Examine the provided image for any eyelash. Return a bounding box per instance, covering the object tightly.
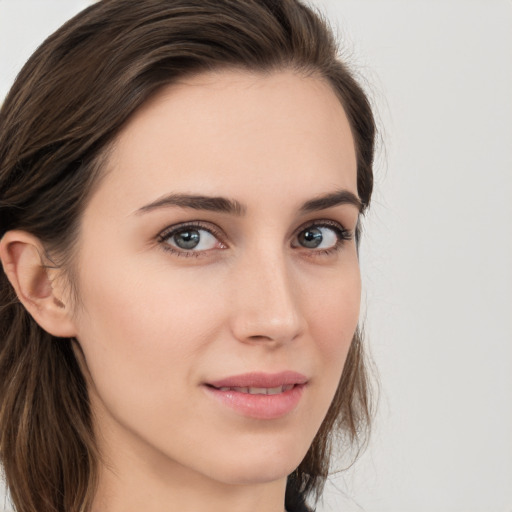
[157,221,225,258]
[295,220,353,257]
[157,220,353,258]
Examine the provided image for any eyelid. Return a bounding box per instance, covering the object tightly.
[290,219,353,257]
[293,218,352,240]
[158,220,224,240]
[157,220,227,256]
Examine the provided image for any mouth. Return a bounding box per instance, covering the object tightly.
[208,384,296,395]
[203,371,308,420]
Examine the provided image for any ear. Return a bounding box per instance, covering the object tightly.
[0,230,77,338]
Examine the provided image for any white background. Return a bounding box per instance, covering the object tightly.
[1,1,511,511]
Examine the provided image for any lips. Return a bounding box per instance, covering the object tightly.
[207,371,308,389]
[204,371,307,419]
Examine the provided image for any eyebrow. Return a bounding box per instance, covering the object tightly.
[136,194,246,215]
[136,189,362,216]
[299,189,363,213]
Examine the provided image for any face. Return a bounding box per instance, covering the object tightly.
[70,69,361,486]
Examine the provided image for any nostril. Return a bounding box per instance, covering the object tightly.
[247,334,275,342]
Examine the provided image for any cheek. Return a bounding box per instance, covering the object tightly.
[72,254,225,417]
[306,262,361,362]
[297,259,361,423]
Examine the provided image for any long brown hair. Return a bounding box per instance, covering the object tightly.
[0,1,376,511]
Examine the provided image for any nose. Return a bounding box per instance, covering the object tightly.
[228,250,306,345]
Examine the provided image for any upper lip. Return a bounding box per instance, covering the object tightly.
[207,371,308,389]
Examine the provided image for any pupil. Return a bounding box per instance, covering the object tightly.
[174,230,200,249]
[300,228,323,248]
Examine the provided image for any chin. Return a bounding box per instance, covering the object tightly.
[199,437,309,486]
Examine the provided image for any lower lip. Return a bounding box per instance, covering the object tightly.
[203,384,306,420]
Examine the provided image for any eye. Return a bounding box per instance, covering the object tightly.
[158,223,225,255]
[293,222,351,252]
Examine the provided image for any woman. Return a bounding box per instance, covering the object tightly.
[0,1,376,511]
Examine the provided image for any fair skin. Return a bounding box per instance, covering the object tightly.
[0,70,360,512]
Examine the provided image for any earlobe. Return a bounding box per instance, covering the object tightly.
[0,230,77,338]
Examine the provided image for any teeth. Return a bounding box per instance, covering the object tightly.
[266,386,284,395]
[248,387,269,394]
[216,385,295,395]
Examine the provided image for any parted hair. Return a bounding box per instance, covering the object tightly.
[0,1,376,511]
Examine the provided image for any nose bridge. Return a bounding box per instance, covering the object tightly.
[229,243,305,344]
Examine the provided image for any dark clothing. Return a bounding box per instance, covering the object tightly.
[287,501,312,512]
[285,476,313,512]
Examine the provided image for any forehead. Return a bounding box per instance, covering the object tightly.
[93,69,357,214]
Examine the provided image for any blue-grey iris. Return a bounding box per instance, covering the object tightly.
[298,227,323,248]
[174,229,201,249]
